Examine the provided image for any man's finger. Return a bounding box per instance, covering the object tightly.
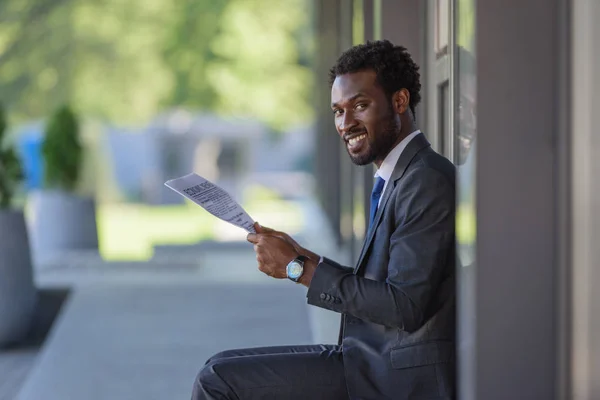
[255,224,292,243]
[247,233,259,244]
[266,227,291,241]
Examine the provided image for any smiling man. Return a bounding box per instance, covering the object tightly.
[192,40,456,400]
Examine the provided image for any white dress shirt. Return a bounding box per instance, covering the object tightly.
[313,129,421,268]
[375,129,421,206]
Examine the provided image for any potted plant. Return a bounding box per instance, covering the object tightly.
[0,102,37,346]
[29,105,99,267]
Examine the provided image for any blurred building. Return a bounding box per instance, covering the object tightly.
[312,1,600,399]
[107,111,269,204]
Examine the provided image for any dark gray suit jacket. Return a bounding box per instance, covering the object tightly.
[307,133,456,399]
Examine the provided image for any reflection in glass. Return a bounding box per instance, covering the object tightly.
[456,48,476,167]
[456,5,476,268]
[439,83,450,159]
[456,0,476,399]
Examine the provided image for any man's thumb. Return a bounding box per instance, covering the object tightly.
[255,222,275,234]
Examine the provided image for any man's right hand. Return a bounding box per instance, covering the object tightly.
[253,222,320,263]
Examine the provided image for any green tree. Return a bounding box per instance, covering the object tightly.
[0,103,23,208]
[161,0,229,109]
[70,0,175,123]
[0,0,174,124]
[206,0,314,131]
[0,0,76,120]
[42,105,82,191]
[0,0,314,131]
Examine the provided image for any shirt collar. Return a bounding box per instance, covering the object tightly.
[375,130,421,181]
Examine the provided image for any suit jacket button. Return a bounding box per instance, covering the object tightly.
[320,293,326,300]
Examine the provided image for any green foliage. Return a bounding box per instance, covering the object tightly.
[0,103,23,209]
[42,105,82,191]
[161,0,229,110]
[0,0,314,131]
[457,0,476,51]
[207,0,314,131]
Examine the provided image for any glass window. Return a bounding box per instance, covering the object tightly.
[436,0,450,55]
[439,82,450,157]
[456,0,476,399]
[456,3,476,260]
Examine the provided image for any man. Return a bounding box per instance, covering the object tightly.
[192,40,456,400]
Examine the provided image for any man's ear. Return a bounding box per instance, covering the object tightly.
[392,89,410,115]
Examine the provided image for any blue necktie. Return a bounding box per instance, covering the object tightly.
[369,177,386,229]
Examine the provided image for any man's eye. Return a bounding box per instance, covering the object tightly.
[333,109,343,116]
[355,103,367,110]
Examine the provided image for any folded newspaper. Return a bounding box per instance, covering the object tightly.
[164,173,256,234]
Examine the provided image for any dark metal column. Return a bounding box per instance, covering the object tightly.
[380,0,423,71]
[471,0,570,398]
[313,0,345,244]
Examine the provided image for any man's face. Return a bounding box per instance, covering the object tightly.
[331,70,403,166]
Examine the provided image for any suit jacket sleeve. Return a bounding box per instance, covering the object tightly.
[306,166,455,333]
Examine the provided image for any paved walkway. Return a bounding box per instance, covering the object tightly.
[17,283,312,400]
[0,289,68,400]
[5,197,345,400]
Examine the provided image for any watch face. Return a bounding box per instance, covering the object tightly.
[287,261,303,279]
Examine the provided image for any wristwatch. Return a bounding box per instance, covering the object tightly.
[286,255,307,283]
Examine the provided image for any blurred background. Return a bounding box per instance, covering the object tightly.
[1,0,599,399]
[1,0,316,262]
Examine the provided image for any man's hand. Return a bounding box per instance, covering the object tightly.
[247,230,298,279]
[253,223,320,262]
[247,223,320,287]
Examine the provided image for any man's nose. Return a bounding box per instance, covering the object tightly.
[338,112,358,136]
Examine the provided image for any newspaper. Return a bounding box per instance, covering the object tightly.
[164,173,256,234]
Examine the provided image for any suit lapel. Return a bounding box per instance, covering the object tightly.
[354,133,431,272]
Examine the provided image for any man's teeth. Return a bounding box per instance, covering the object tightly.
[349,134,366,145]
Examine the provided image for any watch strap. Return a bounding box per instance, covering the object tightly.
[295,255,308,264]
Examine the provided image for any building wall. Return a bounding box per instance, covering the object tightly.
[312,0,600,397]
[571,1,600,398]
[474,1,567,398]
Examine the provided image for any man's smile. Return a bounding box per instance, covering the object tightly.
[347,133,367,151]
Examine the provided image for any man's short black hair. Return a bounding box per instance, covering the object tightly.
[329,40,421,117]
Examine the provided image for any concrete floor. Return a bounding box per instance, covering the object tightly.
[16,282,312,400]
[1,198,345,400]
[0,289,68,400]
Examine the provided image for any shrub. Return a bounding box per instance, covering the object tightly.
[42,105,82,191]
[0,103,23,209]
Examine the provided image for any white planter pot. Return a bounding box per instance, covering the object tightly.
[0,210,37,346]
[29,190,99,267]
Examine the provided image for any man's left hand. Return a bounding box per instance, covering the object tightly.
[246,233,298,279]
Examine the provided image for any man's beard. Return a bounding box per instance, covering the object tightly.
[348,116,401,166]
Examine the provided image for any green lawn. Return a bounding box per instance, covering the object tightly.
[97,203,217,261]
[96,185,304,261]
